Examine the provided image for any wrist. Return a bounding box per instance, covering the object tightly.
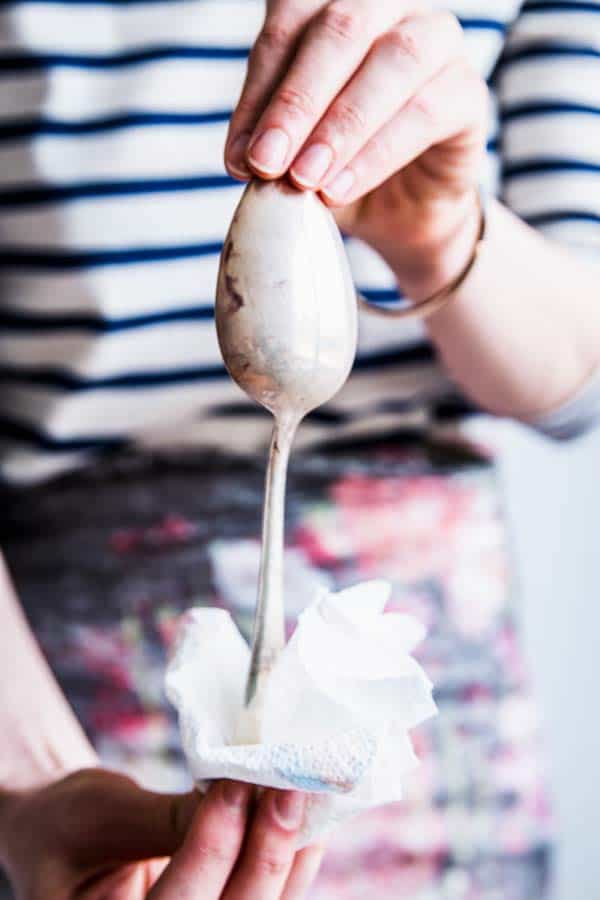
[376,189,482,303]
[0,710,98,818]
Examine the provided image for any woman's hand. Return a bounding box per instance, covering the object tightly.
[225,0,488,299]
[0,769,322,900]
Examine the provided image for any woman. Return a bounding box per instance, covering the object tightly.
[1,0,599,897]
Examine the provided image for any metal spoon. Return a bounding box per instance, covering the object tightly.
[216,179,357,742]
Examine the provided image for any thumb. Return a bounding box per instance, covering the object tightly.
[76,771,200,864]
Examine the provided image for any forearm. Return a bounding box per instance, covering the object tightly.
[395,198,600,422]
[0,554,97,804]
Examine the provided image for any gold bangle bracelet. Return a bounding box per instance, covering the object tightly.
[358,188,486,320]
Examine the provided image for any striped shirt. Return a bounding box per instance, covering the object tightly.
[1,0,599,483]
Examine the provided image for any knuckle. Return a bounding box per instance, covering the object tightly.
[253,849,291,878]
[277,84,316,119]
[329,98,367,135]
[257,18,293,55]
[409,86,438,125]
[377,25,423,68]
[318,2,364,43]
[191,839,238,868]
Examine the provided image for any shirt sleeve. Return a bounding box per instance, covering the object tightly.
[532,365,600,439]
[495,0,600,437]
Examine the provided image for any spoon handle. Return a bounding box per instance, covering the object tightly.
[245,416,296,710]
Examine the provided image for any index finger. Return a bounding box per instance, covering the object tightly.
[225,1,326,178]
[147,781,251,899]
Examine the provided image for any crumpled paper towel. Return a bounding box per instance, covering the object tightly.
[165,580,437,845]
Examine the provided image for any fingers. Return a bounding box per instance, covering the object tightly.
[321,60,488,206]
[226,2,486,216]
[148,780,252,899]
[225,1,327,178]
[290,11,464,190]
[225,0,404,179]
[282,845,325,900]
[243,1,399,178]
[223,789,306,900]
[68,774,312,900]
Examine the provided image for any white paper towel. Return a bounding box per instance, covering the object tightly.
[165,580,437,845]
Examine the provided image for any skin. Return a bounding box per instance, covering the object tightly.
[225,0,600,421]
[0,771,323,900]
[0,562,322,900]
[3,0,600,895]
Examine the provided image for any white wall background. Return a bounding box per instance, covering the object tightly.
[469,417,600,900]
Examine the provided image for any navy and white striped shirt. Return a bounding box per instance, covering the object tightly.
[1,0,599,483]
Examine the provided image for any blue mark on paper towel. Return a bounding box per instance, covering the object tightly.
[275,769,339,792]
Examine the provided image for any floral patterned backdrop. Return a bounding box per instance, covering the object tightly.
[1,437,553,898]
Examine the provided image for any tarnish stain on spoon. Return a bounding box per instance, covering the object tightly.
[225,273,245,312]
[223,241,245,313]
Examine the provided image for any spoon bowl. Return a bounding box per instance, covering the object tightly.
[216,179,357,422]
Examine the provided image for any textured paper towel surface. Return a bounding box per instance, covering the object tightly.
[165,581,437,845]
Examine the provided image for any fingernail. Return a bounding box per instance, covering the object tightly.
[248,127,290,174]
[227,131,252,177]
[221,780,249,809]
[272,790,305,830]
[291,143,334,188]
[322,168,355,202]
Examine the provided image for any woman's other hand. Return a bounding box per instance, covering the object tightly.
[0,769,322,899]
[225,0,488,300]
